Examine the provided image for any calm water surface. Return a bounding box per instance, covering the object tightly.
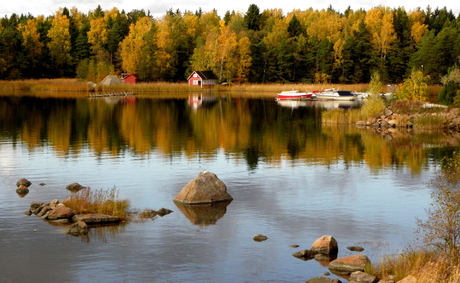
[0,93,454,282]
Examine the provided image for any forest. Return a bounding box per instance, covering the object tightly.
[0,4,459,86]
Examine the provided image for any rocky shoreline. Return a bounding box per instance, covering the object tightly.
[356,103,460,130]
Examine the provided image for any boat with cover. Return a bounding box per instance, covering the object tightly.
[315,89,356,101]
[277,90,314,100]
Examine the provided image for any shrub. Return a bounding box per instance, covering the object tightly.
[416,151,460,265]
[396,69,430,101]
[62,186,130,220]
[360,94,386,119]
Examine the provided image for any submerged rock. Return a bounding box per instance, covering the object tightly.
[139,209,158,218]
[174,171,233,204]
[72,214,121,224]
[65,221,89,235]
[253,234,268,242]
[347,246,365,252]
[66,182,87,192]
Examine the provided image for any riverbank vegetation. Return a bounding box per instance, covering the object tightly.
[1,4,459,88]
[370,151,460,282]
[62,187,130,220]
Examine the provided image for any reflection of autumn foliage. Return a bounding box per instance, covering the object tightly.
[2,96,460,174]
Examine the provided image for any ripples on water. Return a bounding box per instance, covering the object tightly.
[0,94,443,282]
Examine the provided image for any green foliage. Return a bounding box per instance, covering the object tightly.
[417,151,460,265]
[439,67,460,105]
[438,81,460,105]
[396,69,429,101]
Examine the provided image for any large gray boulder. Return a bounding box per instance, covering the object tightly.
[174,171,233,204]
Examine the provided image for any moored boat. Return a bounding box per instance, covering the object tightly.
[277,90,314,100]
[314,89,356,101]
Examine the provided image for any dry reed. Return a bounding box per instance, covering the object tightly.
[374,249,460,282]
[62,186,130,220]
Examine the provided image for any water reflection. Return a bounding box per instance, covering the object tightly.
[0,95,458,173]
[174,201,232,226]
[0,93,456,282]
[188,93,218,110]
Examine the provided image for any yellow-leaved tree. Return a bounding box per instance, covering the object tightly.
[119,16,153,74]
[47,12,72,69]
[365,7,397,68]
[397,69,430,101]
[87,17,109,61]
[408,9,428,46]
[18,18,43,62]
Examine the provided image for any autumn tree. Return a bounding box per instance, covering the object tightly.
[365,7,397,76]
[17,18,44,76]
[119,16,153,75]
[396,69,429,101]
[47,12,73,76]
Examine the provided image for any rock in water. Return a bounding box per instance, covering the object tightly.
[174,171,233,204]
[16,178,32,188]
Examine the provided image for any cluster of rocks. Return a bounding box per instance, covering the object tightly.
[25,199,121,236]
[357,104,460,130]
[286,235,410,283]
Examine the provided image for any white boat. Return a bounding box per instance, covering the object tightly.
[315,89,356,101]
[277,90,314,100]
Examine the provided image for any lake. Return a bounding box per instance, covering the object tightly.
[0,92,457,282]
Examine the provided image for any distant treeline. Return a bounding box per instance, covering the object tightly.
[0,4,459,84]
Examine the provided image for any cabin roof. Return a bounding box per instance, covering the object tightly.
[188,71,218,80]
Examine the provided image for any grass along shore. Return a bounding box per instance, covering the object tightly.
[0,78,369,95]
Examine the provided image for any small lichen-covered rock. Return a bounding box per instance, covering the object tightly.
[16,178,32,188]
[174,171,233,204]
[311,235,338,255]
[347,246,365,252]
[253,234,268,242]
[66,182,87,192]
[156,207,173,216]
[328,254,371,275]
[66,182,86,192]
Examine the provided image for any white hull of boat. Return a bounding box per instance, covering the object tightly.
[314,90,356,101]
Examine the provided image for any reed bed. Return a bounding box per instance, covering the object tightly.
[0,78,370,96]
[373,249,460,282]
[62,187,130,220]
